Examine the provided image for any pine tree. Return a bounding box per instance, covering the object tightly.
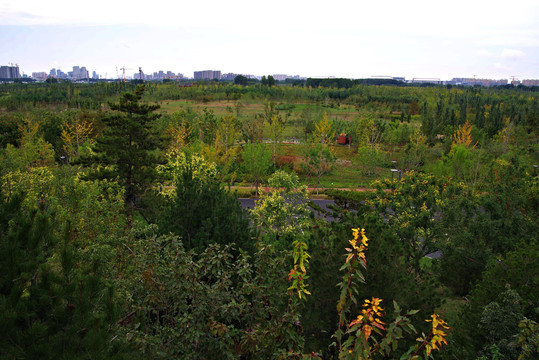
[0,190,132,359]
[83,85,161,213]
[160,158,253,253]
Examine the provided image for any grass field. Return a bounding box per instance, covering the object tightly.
[158,99,359,121]
[158,99,405,190]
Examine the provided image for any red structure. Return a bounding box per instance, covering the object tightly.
[338,133,350,145]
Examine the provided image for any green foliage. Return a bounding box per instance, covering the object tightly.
[262,102,286,163]
[0,79,537,359]
[158,155,252,253]
[385,120,412,145]
[302,143,336,193]
[479,289,523,359]
[117,233,302,359]
[400,129,427,171]
[1,164,127,248]
[241,142,272,196]
[431,144,491,192]
[234,74,248,86]
[0,190,130,359]
[251,170,311,245]
[356,145,388,178]
[447,241,539,358]
[80,85,161,212]
[331,228,447,359]
[156,151,217,198]
[0,118,55,172]
[514,318,539,360]
[369,171,466,272]
[300,205,441,356]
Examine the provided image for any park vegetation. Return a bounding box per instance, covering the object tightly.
[0,79,537,359]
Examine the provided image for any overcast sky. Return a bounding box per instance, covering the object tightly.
[1,0,538,80]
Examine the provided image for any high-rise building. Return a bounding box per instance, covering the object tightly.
[56,69,67,79]
[194,70,221,80]
[49,68,57,77]
[72,66,80,80]
[522,79,539,86]
[0,65,21,79]
[272,74,288,81]
[80,66,89,80]
[32,72,48,81]
[221,73,239,81]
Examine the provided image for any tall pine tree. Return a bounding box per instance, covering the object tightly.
[84,85,161,214]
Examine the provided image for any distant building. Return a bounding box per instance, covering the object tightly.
[221,73,239,81]
[0,65,21,79]
[32,72,48,81]
[194,70,221,80]
[411,78,441,84]
[56,69,67,79]
[522,79,539,86]
[446,78,508,86]
[80,67,89,80]
[49,68,57,77]
[154,70,165,80]
[69,66,89,80]
[272,74,288,81]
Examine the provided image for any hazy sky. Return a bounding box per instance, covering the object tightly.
[1,0,538,80]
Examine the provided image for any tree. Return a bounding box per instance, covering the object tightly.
[262,102,286,164]
[197,108,218,144]
[251,170,311,244]
[421,101,439,144]
[234,74,248,86]
[215,112,240,154]
[302,143,336,194]
[61,110,95,160]
[354,114,375,149]
[242,142,272,197]
[332,228,448,360]
[0,190,130,359]
[158,156,253,253]
[452,120,476,148]
[117,233,299,359]
[401,129,427,171]
[448,241,539,359]
[241,113,265,144]
[314,112,335,144]
[1,122,55,172]
[409,100,420,115]
[369,171,466,273]
[82,85,161,213]
[356,145,387,179]
[163,112,191,155]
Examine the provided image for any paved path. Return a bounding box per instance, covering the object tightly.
[238,198,337,221]
[232,186,379,194]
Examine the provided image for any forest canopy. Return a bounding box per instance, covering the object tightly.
[0,81,537,359]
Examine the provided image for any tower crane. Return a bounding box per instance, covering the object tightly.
[119,67,134,82]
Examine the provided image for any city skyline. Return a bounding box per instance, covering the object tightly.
[9,63,539,85]
[1,0,538,80]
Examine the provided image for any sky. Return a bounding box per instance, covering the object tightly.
[1,0,538,80]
